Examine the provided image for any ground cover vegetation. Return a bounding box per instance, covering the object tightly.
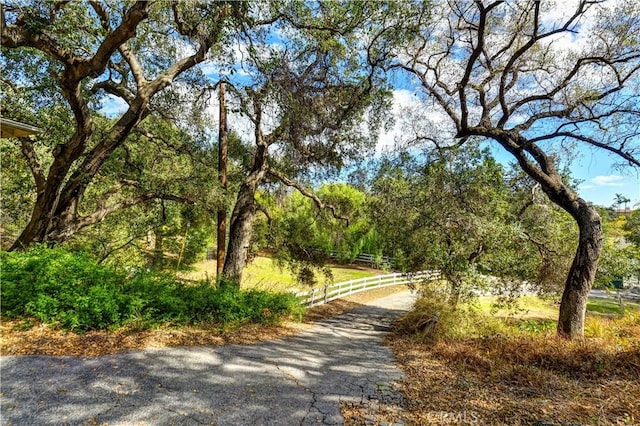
[1,246,302,332]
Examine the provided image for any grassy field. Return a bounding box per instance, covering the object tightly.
[182,256,382,292]
[587,297,640,315]
[479,294,640,318]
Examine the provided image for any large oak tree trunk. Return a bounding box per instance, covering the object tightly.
[222,184,258,285]
[557,202,603,339]
[10,135,92,250]
[9,110,146,250]
[221,139,268,285]
[10,198,52,250]
[488,132,604,339]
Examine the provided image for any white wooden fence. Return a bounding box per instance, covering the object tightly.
[329,252,392,267]
[352,253,392,267]
[294,270,439,307]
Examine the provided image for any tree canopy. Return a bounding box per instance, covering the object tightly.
[1,1,244,248]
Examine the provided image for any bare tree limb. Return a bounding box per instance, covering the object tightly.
[458,1,502,129]
[528,132,640,167]
[254,202,272,226]
[91,79,135,104]
[98,232,147,264]
[88,0,110,31]
[118,43,147,87]
[76,193,195,231]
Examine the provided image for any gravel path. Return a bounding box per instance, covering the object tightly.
[0,291,416,425]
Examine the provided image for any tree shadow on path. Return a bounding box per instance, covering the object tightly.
[1,293,415,425]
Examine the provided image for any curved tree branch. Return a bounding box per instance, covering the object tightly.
[267,167,350,225]
[75,192,195,232]
[528,131,640,167]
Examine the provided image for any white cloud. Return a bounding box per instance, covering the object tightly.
[590,175,625,187]
[200,40,253,79]
[377,89,453,153]
[99,94,128,118]
[577,173,639,207]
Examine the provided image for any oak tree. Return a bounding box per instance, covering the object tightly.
[1,1,245,249]
[218,2,392,284]
[394,0,640,338]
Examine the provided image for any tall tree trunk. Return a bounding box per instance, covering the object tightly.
[10,125,94,250]
[448,277,462,308]
[222,183,257,285]
[10,174,80,249]
[557,202,603,339]
[484,132,604,339]
[9,104,148,250]
[10,200,50,250]
[221,145,268,285]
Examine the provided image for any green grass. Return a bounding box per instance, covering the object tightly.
[587,297,640,315]
[475,295,640,321]
[476,295,558,320]
[183,256,381,292]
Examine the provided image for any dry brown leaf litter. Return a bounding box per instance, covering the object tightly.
[384,331,640,426]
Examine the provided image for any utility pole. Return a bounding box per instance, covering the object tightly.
[217,81,228,278]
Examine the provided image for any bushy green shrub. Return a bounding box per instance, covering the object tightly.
[180,281,303,324]
[2,246,134,329]
[1,246,303,331]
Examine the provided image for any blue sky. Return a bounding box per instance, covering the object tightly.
[571,153,639,208]
[488,145,640,209]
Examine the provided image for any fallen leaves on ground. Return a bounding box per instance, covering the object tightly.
[342,399,406,426]
[0,320,309,357]
[386,332,640,425]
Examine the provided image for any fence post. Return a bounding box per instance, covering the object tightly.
[324,285,328,304]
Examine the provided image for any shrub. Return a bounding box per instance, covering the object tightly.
[394,286,516,342]
[1,246,303,331]
[1,246,134,329]
[180,281,303,324]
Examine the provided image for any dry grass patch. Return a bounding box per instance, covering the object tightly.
[0,319,308,357]
[388,315,640,425]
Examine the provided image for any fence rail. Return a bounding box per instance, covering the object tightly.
[295,270,439,307]
[329,252,392,267]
